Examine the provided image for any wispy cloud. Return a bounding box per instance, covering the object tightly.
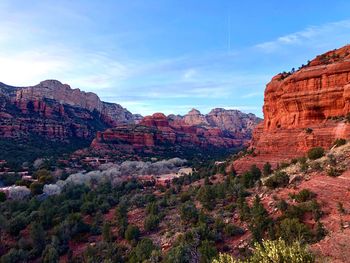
[182,68,198,81]
[241,91,263,99]
[1,1,350,118]
[255,19,350,53]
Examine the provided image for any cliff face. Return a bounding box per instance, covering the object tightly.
[234,45,350,173]
[15,80,134,125]
[91,110,261,157]
[169,108,262,135]
[0,80,135,141]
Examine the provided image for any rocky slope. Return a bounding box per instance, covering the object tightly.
[90,110,261,158]
[234,45,350,173]
[259,142,350,262]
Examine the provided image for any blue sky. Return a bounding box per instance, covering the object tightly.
[1,1,350,117]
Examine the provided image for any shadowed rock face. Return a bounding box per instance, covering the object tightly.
[234,45,350,173]
[0,80,135,140]
[91,110,262,156]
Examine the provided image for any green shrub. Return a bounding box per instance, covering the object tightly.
[300,162,309,172]
[277,199,288,212]
[8,215,27,236]
[327,167,341,177]
[307,147,325,160]
[223,224,244,237]
[180,192,191,203]
[263,162,272,176]
[298,156,307,164]
[241,165,261,188]
[249,196,273,242]
[30,222,45,254]
[310,162,322,171]
[102,222,112,242]
[144,214,160,232]
[327,154,337,166]
[277,218,312,244]
[197,185,216,210]
[264,172,289,189]
[279,162,290,170]
[213,238,314,263]
[333,138,346,147]
[164,243,193,263]
[180,201,198,223]
[125,225,140,242]
[289,189,316,203]
[30,182,44,195]
[146,202,159,215]
[42,244,59,263]
[81,201,96,215]
[129,238,158,262]
[0,249,29,263]
[198,240,218,262]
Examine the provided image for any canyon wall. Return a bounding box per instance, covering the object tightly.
[234,45,350,173]
[91,110,261,156]
[0,80,135,141]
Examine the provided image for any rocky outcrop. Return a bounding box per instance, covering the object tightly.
[0,80,136,141]
[234,45,350,173]
[169,108,262,136]
[182,109,209,126]
[15,80,135,125]
[91,110,261,157]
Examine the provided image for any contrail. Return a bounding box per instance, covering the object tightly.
[227,13,231,53]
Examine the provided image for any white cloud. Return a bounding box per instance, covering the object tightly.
[241,91,263,99]
[182,68,197,80]
[0,50,68,86]
[255,19,350,53]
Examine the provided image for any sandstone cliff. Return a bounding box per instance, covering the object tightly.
[91,109,261,158]
[0,80,137,141]
[169,108,261,135]
[234,45,350,173]
[15,80,135,125]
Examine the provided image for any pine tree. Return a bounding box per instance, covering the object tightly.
[30,222,46,254]
[102,222,112,242]
[249,195,272,242]
[42,244,59,263]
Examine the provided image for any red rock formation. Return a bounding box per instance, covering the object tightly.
[234,45,350,173]
[169,108,262,136]
[0,80,137,141]
[15,80,135,125]
[91,112,251,154]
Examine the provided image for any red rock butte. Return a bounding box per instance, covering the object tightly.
[91,110,259,154]
[234,45,350,173]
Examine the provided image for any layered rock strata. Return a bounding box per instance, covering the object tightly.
[234,45,350,173]
[0,80,135,141]
[91,110,261,155]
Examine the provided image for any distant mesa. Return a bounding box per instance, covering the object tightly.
[0,79,136,142]
[89,109,262,158]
